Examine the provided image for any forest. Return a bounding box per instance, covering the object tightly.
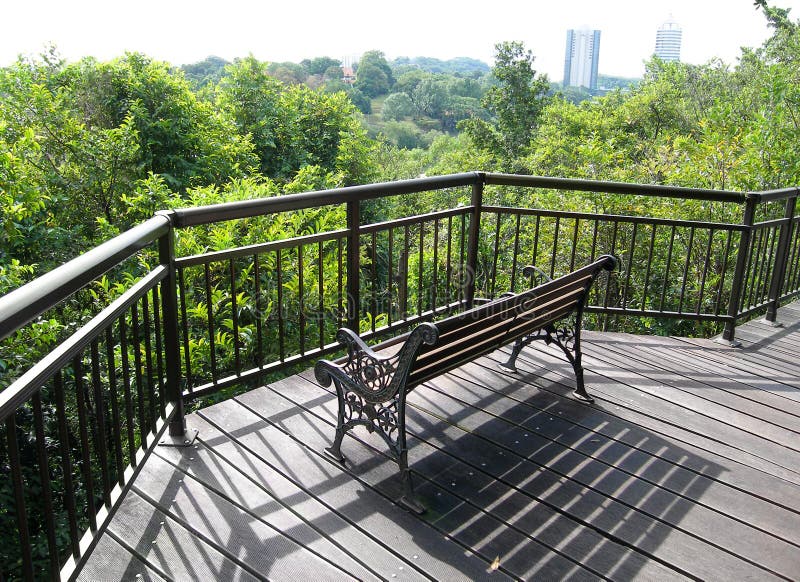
[1,1,798,379]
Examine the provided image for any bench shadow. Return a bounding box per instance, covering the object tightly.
[104,350,731,581]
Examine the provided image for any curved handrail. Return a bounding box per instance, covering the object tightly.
[483,173,748,203]
[0,214,170,342]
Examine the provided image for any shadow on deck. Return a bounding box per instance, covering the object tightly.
[78,306,800,581]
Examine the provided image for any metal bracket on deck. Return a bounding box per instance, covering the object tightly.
[762,318,784,328]
[713,335,742,348]
[159,428,199,447]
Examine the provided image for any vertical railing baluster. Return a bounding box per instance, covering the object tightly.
[678,227,695,314]
[401,225,409,317]
[432,218,440,312]
[254,254,264,367]
[784,216,800,294]
[660,226,676,312]
[337,238,344,329]
[744,227,764,314]
[299,244,306,355]
[722,196,757,343]
[118,317,136,463]
[417,222,424,315]
[697,229,715,314]
[510,214,521,292]
[759,227,778,307]
[446,216,453,308]
[766,195,796,322]
[90,340,111,508]
[550,216,561,279]
[459,212,467,307]
[229,258,241,374]
[73,356,98,531]
[388,228,394,326]
[346,199,361,331]
[130,303,146,444]
[318,240,325,349]
[105,327,124,485]
[788,215,800,292]
[140,297,156,432]
[622,222,637,310]
[32,391,59,579]
[178,266,193,392]
[531,215,541,268]
[6,414,34,582]
[464,175,484,307]
[569,217,579,272]
[642,225,656,312]
[277,248,285,360]
[54,371,80,558]
[371,231,377,333]
[490,212,502,297]
[204,263,217,382]
[714,230,734,316]
[151,285,165,414]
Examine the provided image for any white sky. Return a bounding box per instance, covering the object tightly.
[1,1,798,79]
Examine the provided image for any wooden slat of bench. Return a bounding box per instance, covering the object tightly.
[434,274,593,338]
[410,286,587,386]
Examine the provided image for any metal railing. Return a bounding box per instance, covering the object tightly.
[0,172,798,580]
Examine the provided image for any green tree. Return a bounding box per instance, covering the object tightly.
[301,56,342,76]
[382,92,417,121]
[460,41,550,166]
[355,50,394,97]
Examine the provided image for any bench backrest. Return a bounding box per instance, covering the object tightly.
[407,255,617,388]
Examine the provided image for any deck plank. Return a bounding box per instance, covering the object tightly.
[75,306,800,581]
[442,360,800,543]
[199,393,511,581]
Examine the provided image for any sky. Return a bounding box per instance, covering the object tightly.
[1,1,798,80]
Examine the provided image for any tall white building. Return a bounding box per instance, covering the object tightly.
[563,29,601,91]
[655,18,682,62]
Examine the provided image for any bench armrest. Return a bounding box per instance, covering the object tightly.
[315,323,439,403]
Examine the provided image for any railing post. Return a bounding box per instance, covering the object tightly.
[464,173,485,308]
[766,194,797,324]
[346,199,361,332]
[156,211,185,436]
[721,196,757,345]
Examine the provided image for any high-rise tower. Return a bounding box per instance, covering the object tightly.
[655,18,682,62]
[563,29,601,91]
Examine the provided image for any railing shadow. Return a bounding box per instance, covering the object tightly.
[105,358,729,580]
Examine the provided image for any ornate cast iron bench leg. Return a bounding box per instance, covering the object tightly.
[315,325,437,514]
[500,316,594,403]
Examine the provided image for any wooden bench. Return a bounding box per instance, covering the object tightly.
[314,254,617,512]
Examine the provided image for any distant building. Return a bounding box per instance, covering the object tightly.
[341,55,358,85]
[341,66,356,85]
[563,29,601,91]
[655,18,682,62]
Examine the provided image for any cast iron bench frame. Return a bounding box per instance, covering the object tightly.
[315,254,617,512]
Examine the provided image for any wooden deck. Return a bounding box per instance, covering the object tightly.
[78,306,800,581]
